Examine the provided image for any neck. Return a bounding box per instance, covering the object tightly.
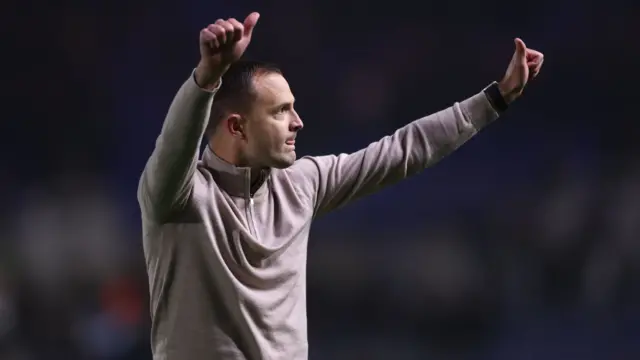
[201,144,271,199]
[208,137,264,184]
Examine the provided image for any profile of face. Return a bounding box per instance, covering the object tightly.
[238,73,303,169]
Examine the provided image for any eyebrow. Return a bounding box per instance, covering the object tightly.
[271,98,296,110]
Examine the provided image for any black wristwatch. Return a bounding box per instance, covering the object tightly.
[484,81,509,113]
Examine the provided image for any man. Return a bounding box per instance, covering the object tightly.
[138,11,544,360]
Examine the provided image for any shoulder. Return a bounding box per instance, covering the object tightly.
[176,162,221,214]
[276,156,325,183]
[270,156,323,204]
[193,160,221,197]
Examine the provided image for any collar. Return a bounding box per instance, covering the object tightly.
[202,145,271,199]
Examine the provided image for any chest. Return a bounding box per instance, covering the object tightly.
[191,179,314,267]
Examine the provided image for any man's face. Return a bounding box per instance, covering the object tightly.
[242,73,303,169]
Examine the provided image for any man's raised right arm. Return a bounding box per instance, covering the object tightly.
[137,13,259,222]
[137,69,221,221]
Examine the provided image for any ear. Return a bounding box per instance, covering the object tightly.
[225,114,246,138]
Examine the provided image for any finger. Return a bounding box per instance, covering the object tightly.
[243,12,260,37]
[514,38,527,57]
[215,19,234,44]
[534,60,544,75]
[526,49,544,62]
[201,28,220,49]
[526,49,543,57]
[208,23,227,44]
[528,59,543,78]
[527,56,544,68]
[227,18,244,42]
[530,69,540,79]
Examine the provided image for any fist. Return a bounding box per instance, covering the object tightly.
[196,12,260,84]
[499,38,544,103]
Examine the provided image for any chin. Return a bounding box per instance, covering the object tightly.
[270,152,297,169]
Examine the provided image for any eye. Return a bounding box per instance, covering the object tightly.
[277,101,297,113]
[278,104,292,113]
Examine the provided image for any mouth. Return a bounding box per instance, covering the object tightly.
[285,139,296,151]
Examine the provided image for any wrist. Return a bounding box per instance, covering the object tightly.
[195,61,229,90]
[497,80,521,104]
[484,82,509,113]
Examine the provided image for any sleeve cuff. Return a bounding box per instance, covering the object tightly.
[459,87,501,130]
[190,68,222,93]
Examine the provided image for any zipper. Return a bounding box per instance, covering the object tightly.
[247,198,261,242]
[245,172,260,239]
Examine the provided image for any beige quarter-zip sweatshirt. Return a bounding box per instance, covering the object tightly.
[138,70,500,360]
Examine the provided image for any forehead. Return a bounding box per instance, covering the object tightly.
[251,73,294,106]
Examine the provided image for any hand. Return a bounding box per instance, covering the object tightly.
[498,38,544,104]
[195,12,260,87]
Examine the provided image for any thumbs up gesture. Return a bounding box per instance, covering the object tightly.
[195,12,260,87]
[498,38,544,103]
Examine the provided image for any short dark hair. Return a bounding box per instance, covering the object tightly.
[206,60,282,134]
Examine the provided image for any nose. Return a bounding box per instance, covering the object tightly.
[290,112,304,132]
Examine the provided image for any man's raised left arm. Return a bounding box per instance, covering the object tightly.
[288,38,544,217]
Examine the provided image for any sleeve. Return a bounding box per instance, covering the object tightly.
[137,70,221,222]
[289,86,501,217]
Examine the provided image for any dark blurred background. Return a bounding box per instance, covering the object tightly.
[3,0,640,359]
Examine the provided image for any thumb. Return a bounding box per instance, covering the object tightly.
[514,38,527,57]
[243,12,260,37]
